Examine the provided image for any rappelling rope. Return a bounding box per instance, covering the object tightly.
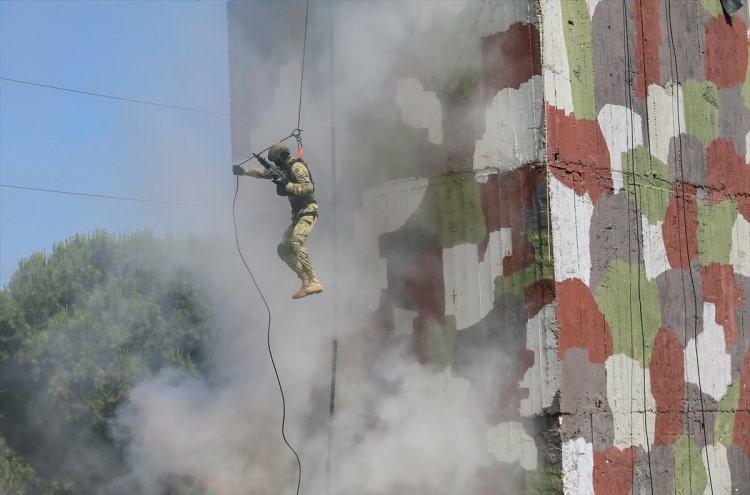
[232,180,302,495]
[664,0,714,492]
[230,2,310,494]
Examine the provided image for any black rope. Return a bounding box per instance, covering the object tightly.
[619,2,655,491]
[621,1,655,492]
[0,182,214,207]
[232,178,302,495]
[664,0,714,492]
[0,76,229,116]
[297,0,310,131]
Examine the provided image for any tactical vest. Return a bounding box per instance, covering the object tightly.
[286,158,317,217]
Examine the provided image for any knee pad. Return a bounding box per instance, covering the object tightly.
[277,242,291,258]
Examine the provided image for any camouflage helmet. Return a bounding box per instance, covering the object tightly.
[268,142,290,163]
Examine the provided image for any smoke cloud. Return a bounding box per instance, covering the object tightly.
[110,2,517,493]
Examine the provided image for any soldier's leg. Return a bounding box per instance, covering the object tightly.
[290,215,317,281]
[277,224,308,282]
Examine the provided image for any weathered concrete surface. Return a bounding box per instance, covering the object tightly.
[228,0,749,492]
[542,0,750,492]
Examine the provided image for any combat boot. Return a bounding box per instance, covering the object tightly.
[304,278,325,296]
[293,277,310,299]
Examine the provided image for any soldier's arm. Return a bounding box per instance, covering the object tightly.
[244,167,272,179]
[285,162,314,196]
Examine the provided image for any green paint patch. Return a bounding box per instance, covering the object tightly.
[426,316,457,369]
[494,260,552,300]
[621,147,671,224]
[700,0,722,16]
[683,80,719,147]
[524,458,563,495]
[560,0,596,119]
[595,260,661,367]
[674,434,708,495]
[715,380,740,447]
[403,173,487,248]
[697,199,738,265]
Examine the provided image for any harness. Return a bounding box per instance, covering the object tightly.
[287,158,318,221]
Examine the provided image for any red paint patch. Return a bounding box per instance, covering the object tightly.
[705,16,749,88]
[701,263,745,345]
[557,278,613,364]
[593,446,635,495]
[649,328,685,445]
[707,139,750,215]
[525,279,555,318]
[733,350,750,457]
[633,0,662,99]
[662,185,699,269]
[546,105,613,204]
[482,22,541,99]
[480,165,545,269]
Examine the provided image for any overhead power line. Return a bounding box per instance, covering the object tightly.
[0,183,215,208]
[0,76,229,116]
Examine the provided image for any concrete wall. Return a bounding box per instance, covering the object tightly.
[541,0,750,492]
[228,0,750,492]
[359,2,562,492]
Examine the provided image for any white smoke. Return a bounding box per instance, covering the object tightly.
[111,2,517,494]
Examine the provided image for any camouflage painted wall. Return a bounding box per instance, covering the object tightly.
[541,0,750,493]
[360,2,561,493]
[227,0,749,492]
[365,0,750,493]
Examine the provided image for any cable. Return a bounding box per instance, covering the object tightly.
[620,1,655,491]
[0,76,229,116]
[0,182,214,207]
[297,0,309,131]
[664,0,714,493]
[231,178,302,495]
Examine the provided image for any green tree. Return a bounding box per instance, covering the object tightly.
[0,230,216,493]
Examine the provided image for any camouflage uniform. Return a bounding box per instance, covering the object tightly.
[243,146,321,292]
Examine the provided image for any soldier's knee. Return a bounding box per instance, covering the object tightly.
[277,242,291,258]
[290,240,303,255]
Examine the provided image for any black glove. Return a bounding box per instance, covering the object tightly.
[232,165,244,176]
[272,176,288,188]
[276,183,289,196]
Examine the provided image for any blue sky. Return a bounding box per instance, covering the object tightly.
[0,0,231,284]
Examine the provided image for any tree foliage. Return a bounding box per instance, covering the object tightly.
[0,230,215,493]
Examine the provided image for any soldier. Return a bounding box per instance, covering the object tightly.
[233,142,325,299]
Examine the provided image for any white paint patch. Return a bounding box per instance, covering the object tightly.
[685,303,732,401]
[702,444,732,495]
[606,354,656,451]
[487,421,538,470]
[562,437,594,495]
[550,175,594,285]
[360,178,430,310]
[730,212,750,277]
[481,0,537,37]
[249,62,302,153]
[586,0,602,20]
[647,83,685,165]
[641,215,669,280]
[598,104,643,193]
[395,78,443,145]
[410,0,469,33]
[541,0,574,115]
[520,304,560,417]
[443,229,512,330]
[746,131,750,164]
[474,76,544,171]
[392,307,418,339]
